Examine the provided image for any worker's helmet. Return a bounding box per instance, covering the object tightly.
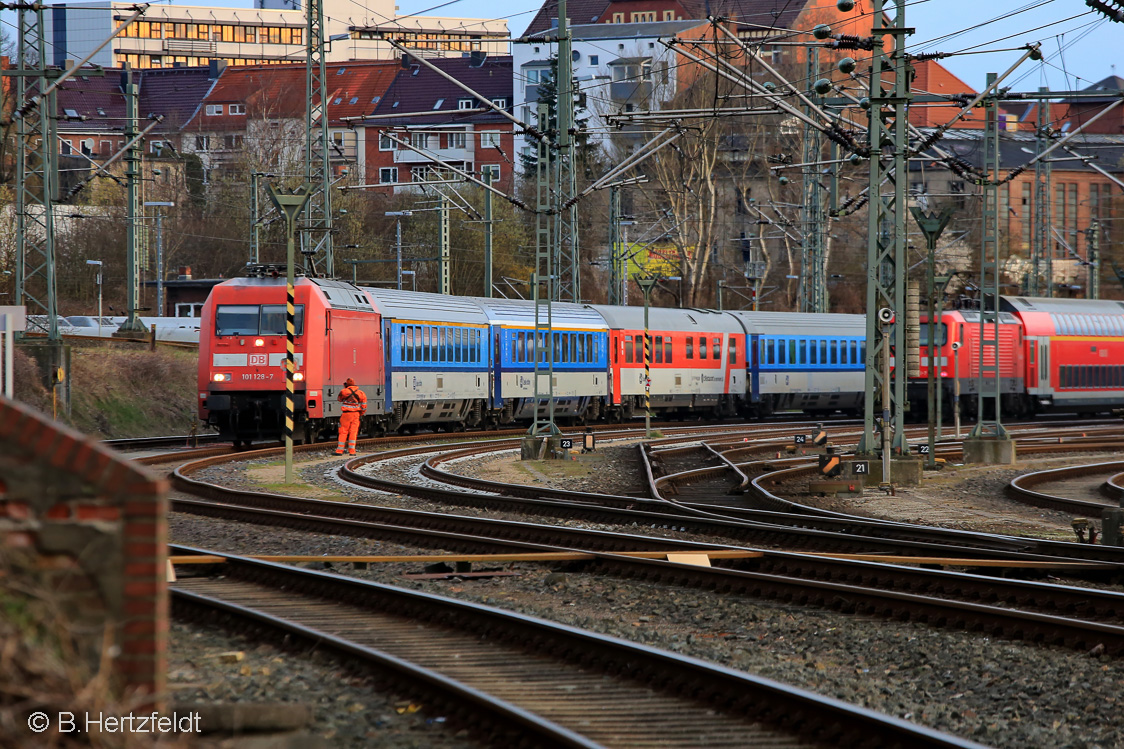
[344,377,356,386]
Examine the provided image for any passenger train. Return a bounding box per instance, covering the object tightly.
[197,267,1124,445]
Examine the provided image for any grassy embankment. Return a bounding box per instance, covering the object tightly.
[14,341,200,439]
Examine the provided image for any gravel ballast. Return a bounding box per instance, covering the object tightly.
[169,439,1124,748]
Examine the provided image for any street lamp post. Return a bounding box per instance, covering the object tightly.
[86,260,103,335]
[636,277,657,439]
[144,201,175,316]
[385,211,413,290]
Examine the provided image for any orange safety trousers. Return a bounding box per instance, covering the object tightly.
[336,411,360,455]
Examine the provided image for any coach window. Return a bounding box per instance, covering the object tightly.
[788,339,796,363]
[685,336,694,359]
[713,337,721,361]
[829,341,837,364]
[808,341,816,365]
[401,327,409,361]
[700,337,709,360]
[625,335,634,363]
[413,326,422,361]
[636,336,644,363]
[654,336,663,363]
[665,337,673,363]
[728,337,736,364]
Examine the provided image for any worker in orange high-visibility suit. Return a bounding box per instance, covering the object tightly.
[335,378,367,456]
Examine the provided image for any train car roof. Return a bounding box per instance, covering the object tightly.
[588,305,742,333]
[722,311,865,335]
[473,298,609,330]
[1001,296,1124,316]
[359,287,490,325]
[312,279,377,313]
[945,310,1021,325]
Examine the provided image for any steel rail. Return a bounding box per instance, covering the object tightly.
[1008,461,1124,514]
[170,546,989,749]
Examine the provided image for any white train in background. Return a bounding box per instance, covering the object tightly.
[27,316,200,344]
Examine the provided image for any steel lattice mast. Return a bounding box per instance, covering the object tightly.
[1031,86,1052,297]
[304,0,333,277]
[554,0,579,302]
[970,73,1008,441]
[860,0,912,456]
[801,47,827,313]
[13,5,59,341]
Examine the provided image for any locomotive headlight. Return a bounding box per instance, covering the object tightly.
[212,373,232,383]
[254,338,265,347]
[293,372,305,382]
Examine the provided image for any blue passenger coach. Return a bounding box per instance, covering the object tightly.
[363,287,492,430]
[472,298,610,424]
[726,311,866,416]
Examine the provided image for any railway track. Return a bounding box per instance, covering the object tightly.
[1007,461,1124,514]
[348,423,1124,566]
[171,547,987,749]
[168,429,1124,656]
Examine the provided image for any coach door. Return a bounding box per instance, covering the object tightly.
[1036,338,1051,393]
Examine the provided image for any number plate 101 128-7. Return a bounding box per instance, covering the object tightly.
[241,373,273,380]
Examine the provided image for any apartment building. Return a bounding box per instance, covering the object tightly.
[362,54,515,192]
[45,0,508,70]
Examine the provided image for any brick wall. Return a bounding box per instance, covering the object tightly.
[0,397,168,703]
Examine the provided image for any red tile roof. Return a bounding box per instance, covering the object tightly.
[368,55,513,127]
[186,60,401,131]
[523,0,814,35]
[910,59,985,129]
[56,66,217,134]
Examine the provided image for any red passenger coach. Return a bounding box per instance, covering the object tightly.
[1002,296,1124,414]
[590,305,745,419]
[199,270,384,446]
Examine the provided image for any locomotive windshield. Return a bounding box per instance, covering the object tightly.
[918,323,948,347]
[216,304,305,336]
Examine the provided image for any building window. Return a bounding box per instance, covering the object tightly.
[480,164,500,182]
[663,10,675,20]
[631,11,656,21]
[411,131,431,150]
[223,134,242,150]
[206,104,223,116]
[490,98,507,109]
[458,98,475,110]
[379,132,396,150]
[448,131,466,150]
[589,55,598,65]
[380,167,398,184]
[480,131,501,149]
[612,12,624,22]
[195,135,210,151]
[60,140,72,155]
[1021,182,1031,250]
[229,103,245,115]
